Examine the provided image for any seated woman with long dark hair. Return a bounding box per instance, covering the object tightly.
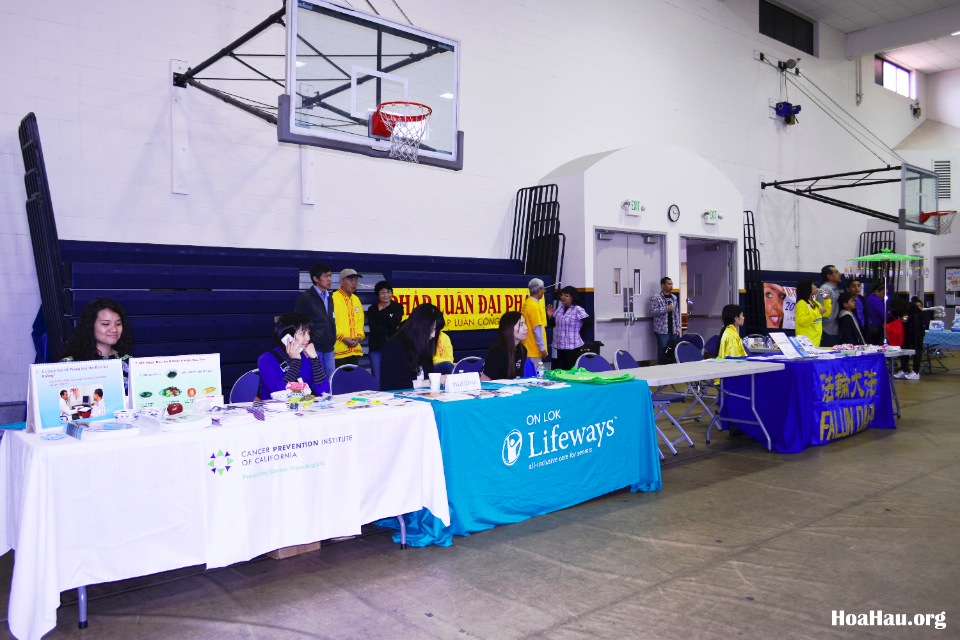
[481,311,528,381]
[379,303,445,391]
[62,297,134,389]
[258,312,329,397]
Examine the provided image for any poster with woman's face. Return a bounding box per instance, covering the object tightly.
[764,283,797,329]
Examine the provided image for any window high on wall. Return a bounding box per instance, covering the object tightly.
[759,0,815,56]
[875,57,913,99]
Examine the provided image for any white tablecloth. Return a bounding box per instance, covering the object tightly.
[0,402,448,640]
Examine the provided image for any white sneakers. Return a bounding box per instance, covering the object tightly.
[905,371,920,380]
[893,370,906,379]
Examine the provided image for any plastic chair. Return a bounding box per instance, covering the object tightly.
[329,364,379,394]
[229,369,261,403]
[453,356,484,374]
[703,334,721,358]
[680,332,704,351]
[675,341,703,363]
[522,358,537,378]
[614,349,639,370]
[575,352,612,372]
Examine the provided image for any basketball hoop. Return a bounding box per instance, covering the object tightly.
[919,210,957,235]
[372,101,432,163]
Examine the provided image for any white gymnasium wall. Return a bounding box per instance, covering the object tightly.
[0,0,942,402]
[927,67,960,128]
[543,144,744,290]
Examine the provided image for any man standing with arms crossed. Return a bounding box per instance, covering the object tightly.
[521,278,554,368]
[334,268,365,368]
[819,265,841,347]
[651,276,681,359]
[294,262,337,380]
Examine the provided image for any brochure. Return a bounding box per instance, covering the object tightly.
[128,354,223,414]
[27,359,126,434]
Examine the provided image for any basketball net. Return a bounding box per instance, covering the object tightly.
[374,102,432,163]
[919,211,957,236]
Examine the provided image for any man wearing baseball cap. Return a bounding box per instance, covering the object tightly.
[334,269,365,367]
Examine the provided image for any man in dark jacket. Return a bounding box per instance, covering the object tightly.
[293,263,337,379]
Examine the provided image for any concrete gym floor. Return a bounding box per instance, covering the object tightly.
[1,365,957,639]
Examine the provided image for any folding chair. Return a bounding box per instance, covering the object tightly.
[453,356,484,374]
[575,352,612,372]
[229,369,261,403]
[673,341,720,423]
[329,364,379,394]
[680,332,704,351]
[614,349,639,370]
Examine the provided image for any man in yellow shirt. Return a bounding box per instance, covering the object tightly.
[333,268,365,367]
[521,278,554,367]
[433,330,455,374]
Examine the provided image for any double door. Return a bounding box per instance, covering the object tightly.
[593,231,665,362]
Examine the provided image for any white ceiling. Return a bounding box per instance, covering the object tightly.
[778,0,960,73]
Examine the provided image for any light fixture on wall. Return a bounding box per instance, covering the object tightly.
[912,241,925,251]
[911,100,921,119]
[778,58,800,74]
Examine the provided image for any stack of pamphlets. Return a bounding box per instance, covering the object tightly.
[66,419,140,440]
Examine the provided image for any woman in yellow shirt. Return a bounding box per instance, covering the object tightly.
[717,304,747,358]
[794,279,830,347]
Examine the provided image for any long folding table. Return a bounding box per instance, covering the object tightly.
[598,360,786,451]
[0,402,449,640]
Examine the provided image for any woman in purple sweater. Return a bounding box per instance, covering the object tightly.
[257,313,330,397]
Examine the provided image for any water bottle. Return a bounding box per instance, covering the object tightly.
[536,361,545,379]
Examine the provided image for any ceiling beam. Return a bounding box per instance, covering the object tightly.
[845,5,960,60]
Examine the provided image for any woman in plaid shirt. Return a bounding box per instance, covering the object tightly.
[552,286,590,370]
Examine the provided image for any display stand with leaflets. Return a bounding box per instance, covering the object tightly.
[128,354,223,415]
[26,360,126,434]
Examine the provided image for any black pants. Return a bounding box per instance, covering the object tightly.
[335,355,361,368]
[899,352,920,374]
[555,348,581,370]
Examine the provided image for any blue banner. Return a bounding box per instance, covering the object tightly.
[812,358,884,445]
[395,380,662,546]
[720,353,894,454]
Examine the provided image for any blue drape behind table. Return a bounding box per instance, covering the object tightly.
[395,380,661,546]
[720,353,894,453]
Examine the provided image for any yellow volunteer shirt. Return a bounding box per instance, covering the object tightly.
[521,296,547,358]
[333,289,365,358]
[433,331,454,365]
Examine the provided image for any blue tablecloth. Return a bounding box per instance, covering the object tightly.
[924,331,960,349]
[719,353,894,454]
[394,379,662,546]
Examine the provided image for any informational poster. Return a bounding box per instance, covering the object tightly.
[392,287,530,331]
[946,267,960,292]
[769,332,805,359]
[128,354,222,414]
[27,359,126,434]
[763,282,797,329]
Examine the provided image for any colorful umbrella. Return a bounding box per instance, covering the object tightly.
[846,249,924,345]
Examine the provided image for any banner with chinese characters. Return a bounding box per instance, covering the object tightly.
[392,287,531,331]
[812,355,891,446]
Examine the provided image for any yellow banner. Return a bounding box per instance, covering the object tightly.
[393,287,530,331]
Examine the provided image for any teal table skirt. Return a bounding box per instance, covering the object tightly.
[390,379,662,546]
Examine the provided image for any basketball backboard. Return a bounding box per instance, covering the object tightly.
[899,163,938,234]
[278,0,462,169]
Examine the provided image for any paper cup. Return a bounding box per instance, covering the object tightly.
[429,372,442,392]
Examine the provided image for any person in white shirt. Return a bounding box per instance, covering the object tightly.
[90,389,106,418]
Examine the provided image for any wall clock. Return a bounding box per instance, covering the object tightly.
[668,204,680,222]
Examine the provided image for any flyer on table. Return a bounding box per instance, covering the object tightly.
[129,354,223,413]
[27,359,125,433]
